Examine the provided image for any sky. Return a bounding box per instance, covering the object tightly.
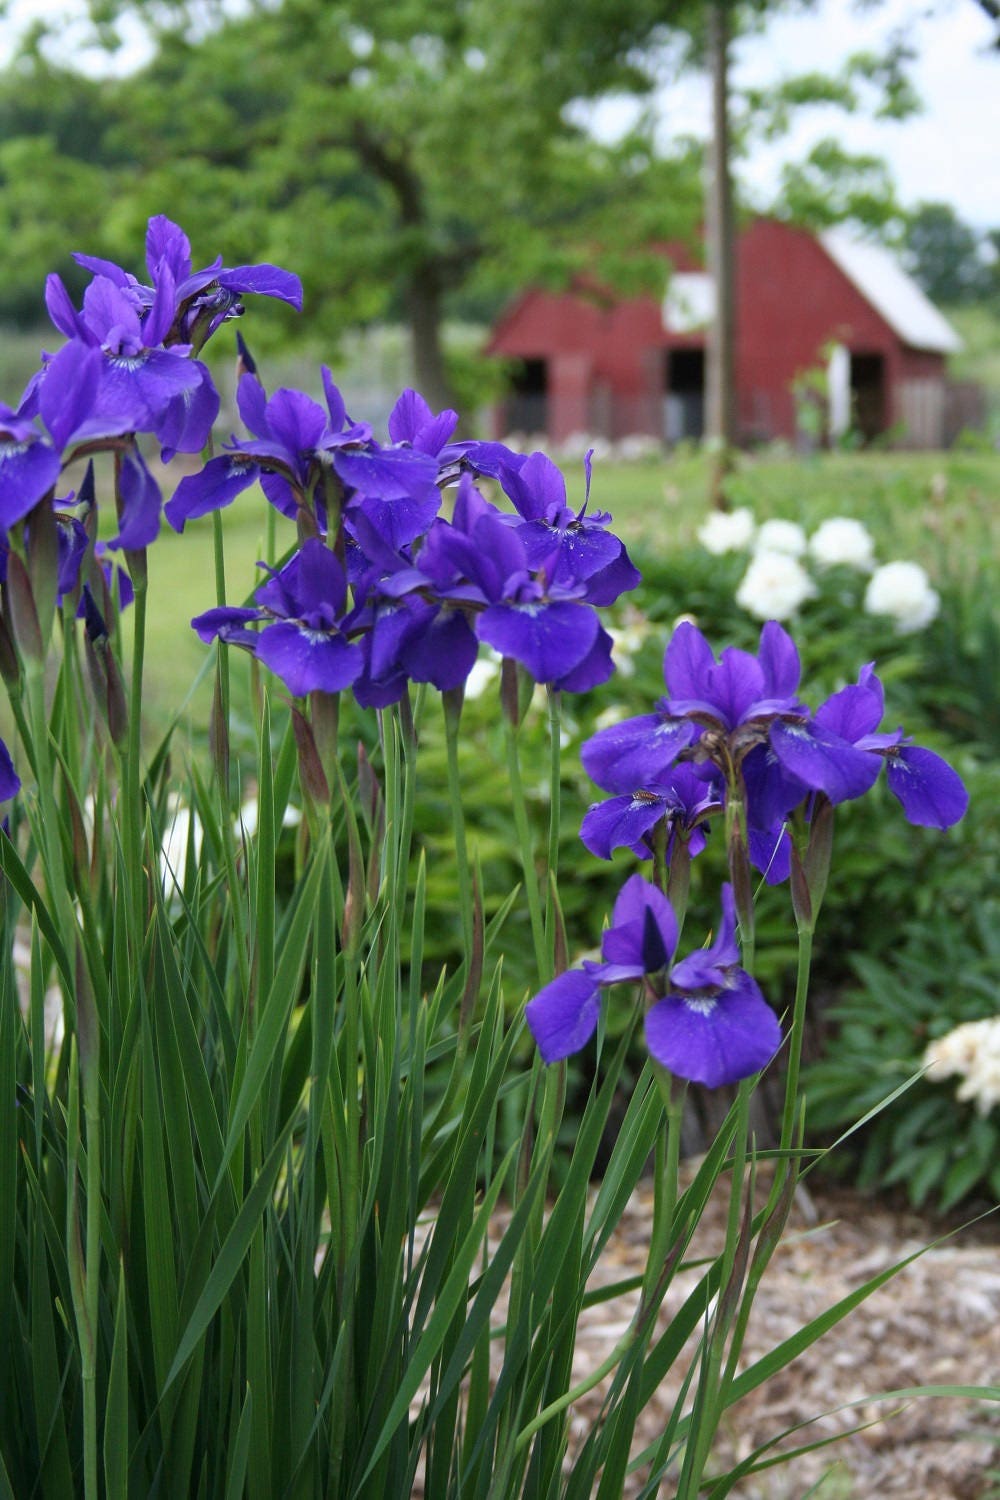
[589,0,1000,230]
[2,0,998,228]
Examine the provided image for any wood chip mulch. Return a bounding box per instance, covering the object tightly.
[547,1169,1000,1498]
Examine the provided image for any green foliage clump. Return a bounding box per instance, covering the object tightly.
[804,785,1000,1213]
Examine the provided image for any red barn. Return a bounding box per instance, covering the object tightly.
[486,219,963,449]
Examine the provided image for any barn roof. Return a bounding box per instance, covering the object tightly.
[819,231,963,354]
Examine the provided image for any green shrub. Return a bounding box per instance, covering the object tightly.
[803,764,1000,1211]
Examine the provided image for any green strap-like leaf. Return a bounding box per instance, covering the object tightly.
[161,1117,293,1398]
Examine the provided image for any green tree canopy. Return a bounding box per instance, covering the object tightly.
[0,0,707,410]
[904,202,995,305]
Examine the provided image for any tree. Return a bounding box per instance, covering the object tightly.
[904,202,994,305]
[0,0,705,411]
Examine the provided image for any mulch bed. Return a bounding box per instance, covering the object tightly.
[551,1170,1000,1497]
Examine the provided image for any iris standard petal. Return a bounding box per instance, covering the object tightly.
[602,875,678,972]
[663,620,717,702]
[815,672,885,742]
[757,620,801,701]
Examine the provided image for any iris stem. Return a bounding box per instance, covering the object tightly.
[779,924,814,1157]
[544,687,561,966]
[125,558,147,940]
[504,717,548,984]
[211,508,231,774]
[443,693,473,959]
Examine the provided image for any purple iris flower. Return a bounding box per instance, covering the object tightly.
[429,500,612,688]
[580,620,807,792]
[0,739,19,803]
[499,450,641,605]
[771,663,968,829]
[192,539,363,697]
[41,269,215,455]
[166,370,440,545]
[387,388,459,456]
[0,402,62,529]
[526,878,781,1087]
[72,214,303,351]
[580,762,723,861]
[343,505,481,702]
[583,620,891,822]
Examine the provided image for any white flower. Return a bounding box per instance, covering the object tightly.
[160,793,202,893]
[863,560,939,633]
[607,612,651,678]
[697,506,755,555]
[735,550,816,621]
[594,704,628,731]
[463,651,502,701]
[237,797,301,840]
[808,517,876,571]
[753,518,807,557]
[924,1018,1000,1116]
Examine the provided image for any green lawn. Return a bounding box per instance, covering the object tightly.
[136,444,999,723]
[1,439,994,758]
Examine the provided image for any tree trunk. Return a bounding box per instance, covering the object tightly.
[705,0,737,509]
[406,269,458,416]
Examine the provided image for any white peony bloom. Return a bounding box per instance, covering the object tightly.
[808,516,876,571]
[463,653,502,701]
[924,1017,1000,1116]
[753,518,807,557]
[736,550,817,621]
[697,506,755,555]
[863,560,939,633]
[160,793,202,893]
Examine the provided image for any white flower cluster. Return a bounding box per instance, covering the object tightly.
[924,1018,1000,1116]
[695,507,940,631]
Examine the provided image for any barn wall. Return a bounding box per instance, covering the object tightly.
[735,221,905,443]
[488,222,954,447]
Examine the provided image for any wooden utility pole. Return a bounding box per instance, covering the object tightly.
[705,0,737,508]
